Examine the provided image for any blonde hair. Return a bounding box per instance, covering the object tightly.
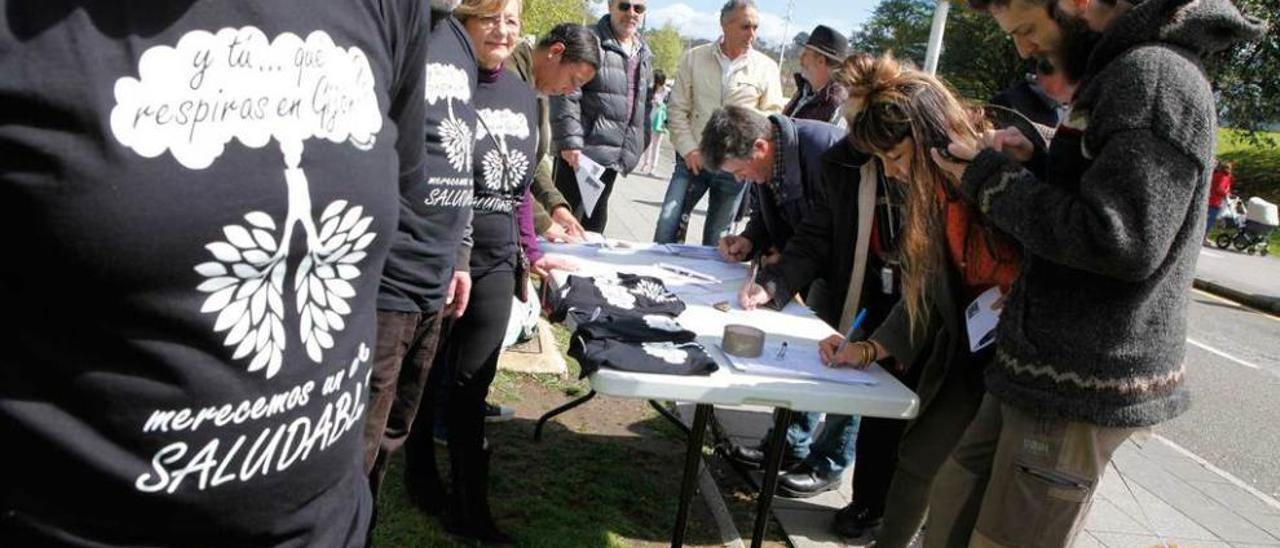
[838,53,1007,336]
[454,0,523,22]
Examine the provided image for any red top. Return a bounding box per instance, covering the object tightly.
[1209,171,1233,208]
[944,196,1021,297]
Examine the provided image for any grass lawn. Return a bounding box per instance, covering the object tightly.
[370,324,788,547]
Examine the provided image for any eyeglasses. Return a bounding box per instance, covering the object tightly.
[617,2,647,14]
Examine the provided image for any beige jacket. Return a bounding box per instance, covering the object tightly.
[667,42,785,157]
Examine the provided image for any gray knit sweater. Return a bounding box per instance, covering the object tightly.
[958,0,1265,427]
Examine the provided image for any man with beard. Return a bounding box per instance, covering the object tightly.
[926,0,1265,546]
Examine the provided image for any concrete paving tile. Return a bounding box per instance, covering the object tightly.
[1227,543,1280,547]
[1075,532,1107,547]
[1157,459,1236,485]
[1090,531,1228,548]
[1190,481,1280,517]
[1177,508,1278,544]
[1240,513,1280,540]
[774,507,870,548]
[1088,497,1159,535]
[1101,480,1221,540]
[711,407,772,438]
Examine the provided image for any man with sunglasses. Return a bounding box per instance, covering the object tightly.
[550,0,654,233]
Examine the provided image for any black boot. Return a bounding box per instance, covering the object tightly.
[446,447,515,547]
[832,501,883,539]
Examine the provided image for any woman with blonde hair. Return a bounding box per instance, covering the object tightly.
[412,0,536,544]
[819,53,1021,547]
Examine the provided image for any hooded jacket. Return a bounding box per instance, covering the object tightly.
[550,15,653,174]
[957,0,1265,427]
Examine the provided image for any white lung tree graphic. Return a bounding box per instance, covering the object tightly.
[110,27,383,378]
[426,62,474,173]
[475,108,531,192]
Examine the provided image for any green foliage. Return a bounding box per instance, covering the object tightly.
[849,0,1024,102]
[645,24,684,76]
[1217,128,1280,205]
[848,0,933,64]
[522,0,593,38]
[1208,0,1279,147]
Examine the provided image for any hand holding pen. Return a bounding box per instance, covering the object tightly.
[818,309,882,369]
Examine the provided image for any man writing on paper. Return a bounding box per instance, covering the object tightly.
[700,104,885,500]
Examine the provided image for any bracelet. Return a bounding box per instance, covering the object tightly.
[862,342,876,365]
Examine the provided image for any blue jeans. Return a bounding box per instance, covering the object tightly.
[1206,205,1221,234]
[653,154,748,245]
[766,411,859,476]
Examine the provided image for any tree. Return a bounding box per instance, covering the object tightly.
[849,0,1023,102]
[522,0,593,38]
[1208,0,1278,145]
[646,24,685,76]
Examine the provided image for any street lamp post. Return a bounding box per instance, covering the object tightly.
[924,0,951,75]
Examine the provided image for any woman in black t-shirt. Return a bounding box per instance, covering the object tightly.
[430,0,536,544]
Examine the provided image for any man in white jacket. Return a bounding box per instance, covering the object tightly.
[652,0,784,245]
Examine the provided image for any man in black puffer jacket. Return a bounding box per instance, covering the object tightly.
[550,0,654,232]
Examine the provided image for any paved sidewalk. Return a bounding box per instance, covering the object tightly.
[583,144,1280,547]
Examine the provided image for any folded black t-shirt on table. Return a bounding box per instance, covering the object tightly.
[551,273,686,321]
[570,336,717,378]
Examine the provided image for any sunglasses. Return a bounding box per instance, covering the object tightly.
[617,2,647,14]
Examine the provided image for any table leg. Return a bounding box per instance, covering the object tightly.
[648,400,692,437]
[671,403,711,548]
[750,407,793,548]
[533,390,597,442]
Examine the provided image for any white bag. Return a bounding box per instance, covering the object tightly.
[502,279,541,348]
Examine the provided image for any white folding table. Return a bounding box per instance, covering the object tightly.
[534,241,919,548]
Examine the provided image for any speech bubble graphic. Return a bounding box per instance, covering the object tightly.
[110,27,384,378]
[110,26,382,170]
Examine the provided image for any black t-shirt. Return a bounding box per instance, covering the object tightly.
[468,68,538,275]
[569,338,718,378]
[378,13,477,313]
[0,2,427,546]
[550,273,687,321]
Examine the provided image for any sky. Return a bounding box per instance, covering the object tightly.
[594,0,880,47]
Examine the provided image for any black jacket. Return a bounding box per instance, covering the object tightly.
[756,139,902,329]
[550,15,653,174]
[782,73,849,125]
[739,116,845,262]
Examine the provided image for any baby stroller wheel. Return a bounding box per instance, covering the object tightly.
[1247,247,1257,255]
[1215,233,1233,249]
[1233,233,1252,251]
[1262,247,1269,257]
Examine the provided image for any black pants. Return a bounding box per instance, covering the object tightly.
[553,155,618,232]
[851,358,922,517]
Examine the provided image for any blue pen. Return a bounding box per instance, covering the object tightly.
[832,308,868,363]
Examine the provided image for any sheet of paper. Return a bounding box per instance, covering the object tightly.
[575,155,608,214]
[723,341,878,386]
[965,286,1003,353]
[663,244,724,261]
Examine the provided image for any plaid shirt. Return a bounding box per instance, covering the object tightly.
[766,131,787,202]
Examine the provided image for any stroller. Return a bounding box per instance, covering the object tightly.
[1215,196,1278,256]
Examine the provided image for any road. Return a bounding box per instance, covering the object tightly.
[1155,289,1280,500]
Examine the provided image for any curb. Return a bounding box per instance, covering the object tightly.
[1193,277,1280,315]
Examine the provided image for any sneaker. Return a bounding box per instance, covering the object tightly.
[484,402,515,423]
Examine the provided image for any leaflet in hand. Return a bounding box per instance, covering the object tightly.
[575,154,608,214]
[965,286,1003,353]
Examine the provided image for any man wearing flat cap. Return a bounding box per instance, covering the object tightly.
[782,25,849,124]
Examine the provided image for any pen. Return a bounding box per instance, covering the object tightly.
[656,262,719,283]
[833,308,869,362]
